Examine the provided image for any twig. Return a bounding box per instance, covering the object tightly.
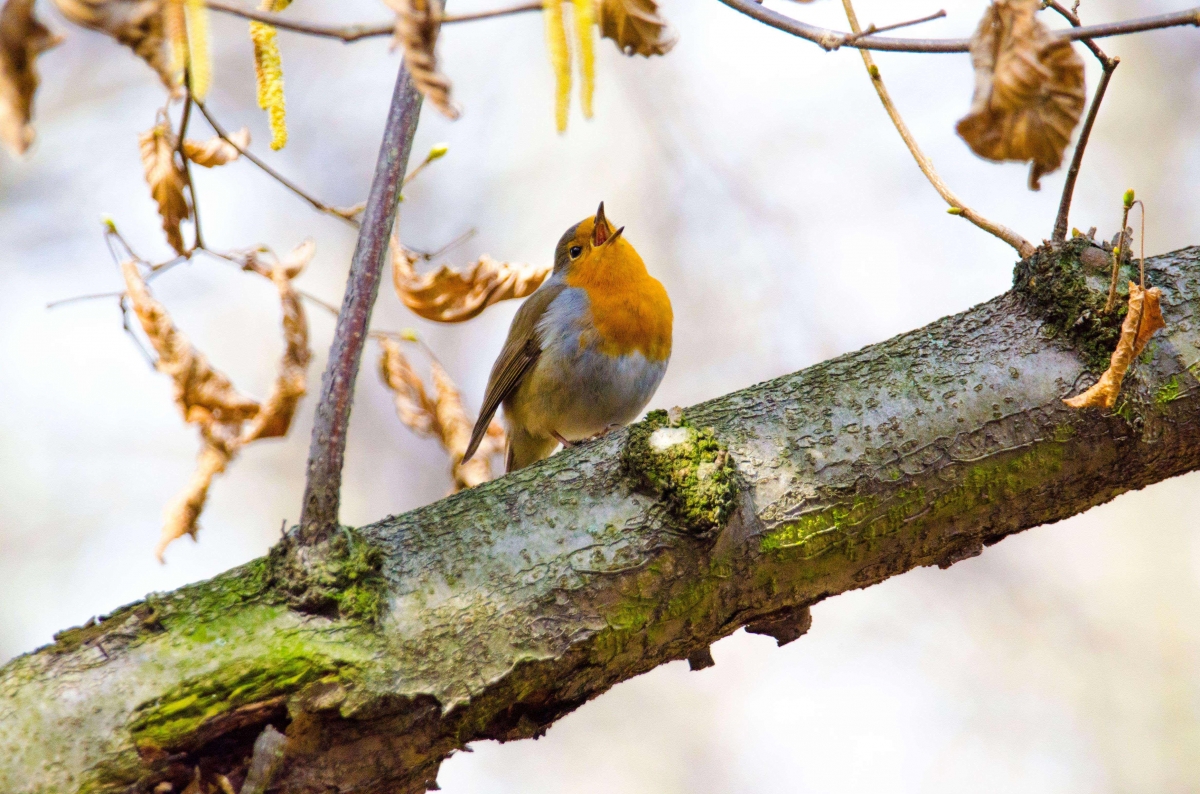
[1043,0,1109,62]
[1132,199,1146,288]
[1048,0,1120,242]
[717,0,1200,53]
[192,98,362,227]
[204,0,542,43]
[835,9,946,49]
[839,0,1036,257]
[298,62,425,544]
[1105,195,1134,312]
[46,291,124,309]
[175,89,205,250]
[1052,58,1118,241]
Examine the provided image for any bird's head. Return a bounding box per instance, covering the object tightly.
[553,202,638,277]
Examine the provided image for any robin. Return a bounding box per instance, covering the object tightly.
[463,203,673,472]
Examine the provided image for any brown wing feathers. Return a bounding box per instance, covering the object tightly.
[461,283,564,463]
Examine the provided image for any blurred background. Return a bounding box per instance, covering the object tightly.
[2,0,1199,790]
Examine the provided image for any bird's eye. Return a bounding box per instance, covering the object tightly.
[569,245,583,259]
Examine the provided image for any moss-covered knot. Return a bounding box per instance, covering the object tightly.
[621,409,738,532]
[268,528,388,623]
[1013,237,1137,371]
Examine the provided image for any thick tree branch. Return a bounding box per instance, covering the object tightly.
[299,62,424,543]
[4,243,1200,793]
[717,0,1200,53]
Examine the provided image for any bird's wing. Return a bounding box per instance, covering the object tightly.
[462,282,566,463]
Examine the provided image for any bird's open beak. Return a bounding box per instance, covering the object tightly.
[593,202,610,246]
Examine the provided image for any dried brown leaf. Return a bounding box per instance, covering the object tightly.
[378,337,505,491]
[139,121,190,255]
[0,0,62,155]
[122,259,259,426]
[1064,282,1165,410]
[121,248,312,560]
[158,443,229,562]
[391,241,550,323]
[182,126,249,167]
[386,0,459,119]
[956,0,1085,190]
[53,0,175,88]
[240,248,311,442]
[378,336,436,435]
[598,0,677,57]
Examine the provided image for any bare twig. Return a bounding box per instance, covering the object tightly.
[1043,0,1109,62]
[835,9,946,49]
[1105,195,1134,312]
[46,291,124,309]
[839,0,1035,257]
[192,99,361,227]
[1052,58,1118,241]
[175,90,205,251]
[718,0,1200,53]
[204,0,541,43]
[298,63,425,544]
[1048,0,1120,242]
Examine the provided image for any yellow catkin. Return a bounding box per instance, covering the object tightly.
[571,0,595,119]
[248,0,290,150]
[164,0,188,88]
[183,0,211,99]
[542,0,571,132]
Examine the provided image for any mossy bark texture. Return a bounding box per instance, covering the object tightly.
[4,244,1200,794]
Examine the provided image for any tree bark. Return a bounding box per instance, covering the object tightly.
[3,242,1199,794]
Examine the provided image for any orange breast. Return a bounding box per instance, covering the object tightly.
[566,240,672,362]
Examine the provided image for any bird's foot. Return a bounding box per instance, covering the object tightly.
[552,424,622,449]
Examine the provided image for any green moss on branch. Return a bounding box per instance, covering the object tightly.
[621,410,738,532]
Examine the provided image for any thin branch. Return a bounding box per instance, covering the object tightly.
[204,0,542,43]
[835,9,946,49]
[1105,197,1133,312]
[717,0,1200,53]
[838,0,1036,257]
[175,90,205,251]
[192,99,362,227]
[1043,0,1110,63]
[1052,58,1119,241]
[298,63,425,544]
[1048,0,1120,242]
[46,291,124,309]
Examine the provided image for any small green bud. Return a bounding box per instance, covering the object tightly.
[1123,189,1135,208]
[427,143,449,162]
[399,328,419,342]
[947,207,964,216]
[868,65,880,80]
[101,215,117,233]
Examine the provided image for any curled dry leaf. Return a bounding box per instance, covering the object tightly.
[182,126,250,167]
[378,337,505,491]
[53,0,174,88]
[139,121,190,254]
[239,241,312,442]
[391,241,550,323]
[1064,281,1165,410]
[956,0,1085,190]
[0,0,62,155]
[387,0,459,119]
[120,245,312,561]
[598,0,677,57]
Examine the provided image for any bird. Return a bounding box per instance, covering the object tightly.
[463,203,672,472]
